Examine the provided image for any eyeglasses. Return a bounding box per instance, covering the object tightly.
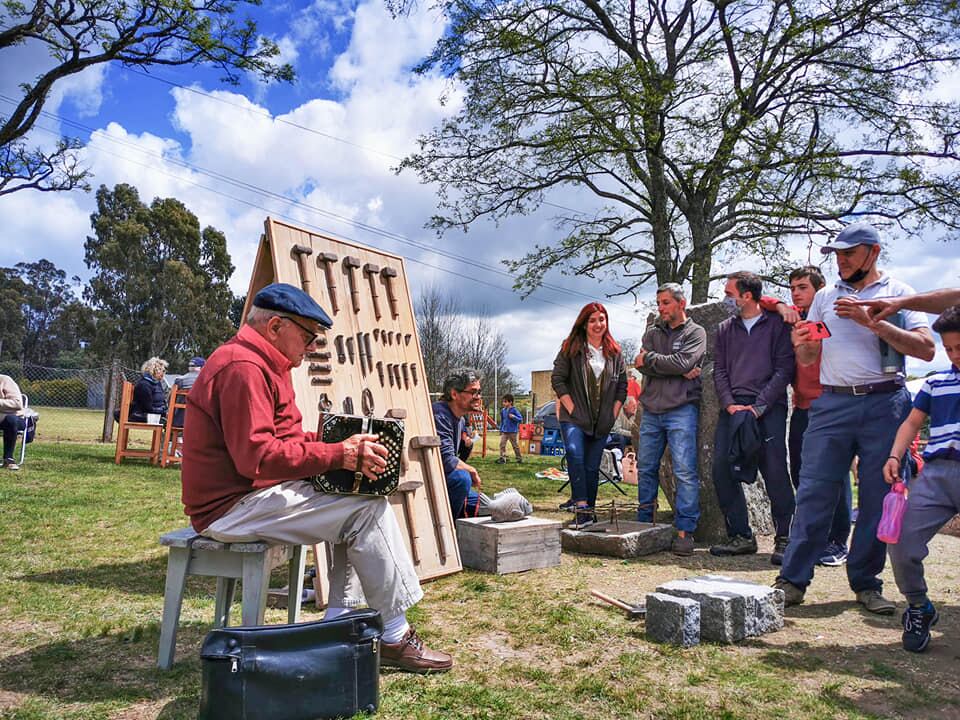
[457,387,483,397]
[281,316,322,347]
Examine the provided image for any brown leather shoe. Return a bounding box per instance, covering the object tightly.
[380,626,453,674]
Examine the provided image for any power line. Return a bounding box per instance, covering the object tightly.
[123,67,597,219]
[21,120,652,332]
[2,93,645,318]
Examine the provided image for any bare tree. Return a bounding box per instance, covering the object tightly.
[414,285,519,406]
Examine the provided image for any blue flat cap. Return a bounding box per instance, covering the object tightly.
[252,283,333,328]
[189,356,205,367]
[821,223,881,254]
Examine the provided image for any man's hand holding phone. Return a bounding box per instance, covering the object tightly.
[794,319,831,345]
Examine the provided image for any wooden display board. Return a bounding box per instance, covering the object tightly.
[244,218,462,589]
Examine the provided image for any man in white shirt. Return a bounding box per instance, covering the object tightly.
[774,223,935,613]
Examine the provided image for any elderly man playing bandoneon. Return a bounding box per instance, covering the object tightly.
[181,282,452,674]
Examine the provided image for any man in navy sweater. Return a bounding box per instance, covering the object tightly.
[711,271,796,563]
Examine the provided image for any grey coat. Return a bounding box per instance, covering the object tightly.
[551,347,628,438]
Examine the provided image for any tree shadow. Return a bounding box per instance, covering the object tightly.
[752,607,960,718]
[15,556,176,596]
[14,556,290,597]
[0,624,204,706]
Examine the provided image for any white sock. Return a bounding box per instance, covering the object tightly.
[323,606,351,621]
[381,613,409,644]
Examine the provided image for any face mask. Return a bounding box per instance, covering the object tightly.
[841,248,874,284]
[721,296,741,316]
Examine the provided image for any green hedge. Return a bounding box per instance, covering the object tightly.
[20,378,88,407]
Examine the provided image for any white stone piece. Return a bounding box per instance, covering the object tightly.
[655,574,784,643]
[645,593,700,647]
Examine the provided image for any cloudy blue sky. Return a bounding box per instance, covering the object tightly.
[2,0,959,385]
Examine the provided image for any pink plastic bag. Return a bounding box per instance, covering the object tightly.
[877,482,909,544]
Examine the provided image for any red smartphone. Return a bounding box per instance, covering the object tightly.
[798,320,832,340]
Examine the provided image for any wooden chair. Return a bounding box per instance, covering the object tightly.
[114,380,164,465]
[160,385,189,468]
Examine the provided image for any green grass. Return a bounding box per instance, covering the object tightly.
[0,442,956,719]
[28,406,108,444]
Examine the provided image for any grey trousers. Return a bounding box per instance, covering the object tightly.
[205,480,424,621]
[889,459,960,605]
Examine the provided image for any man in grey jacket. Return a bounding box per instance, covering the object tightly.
[634,283,707,555]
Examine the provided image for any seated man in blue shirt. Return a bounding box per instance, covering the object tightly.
[432,368,483,518]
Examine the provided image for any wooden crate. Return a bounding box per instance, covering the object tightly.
[456,516,562,575]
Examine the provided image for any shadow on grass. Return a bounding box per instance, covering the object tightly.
[0,623,205,708]
[754,608,960,718]
[15,556,173,596]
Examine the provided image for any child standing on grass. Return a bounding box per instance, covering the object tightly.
[884,304,960,652]
[498,394,524,464]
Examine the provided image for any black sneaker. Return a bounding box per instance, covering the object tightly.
[567,508,596,529]
[558,499,576,511]
[770,536,789,566]
[902,601,939,653]
[709,535,758,556]
[496,457,507,464]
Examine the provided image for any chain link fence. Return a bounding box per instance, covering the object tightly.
[0,361,146,444]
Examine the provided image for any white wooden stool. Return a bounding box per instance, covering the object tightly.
[157,527,307,669]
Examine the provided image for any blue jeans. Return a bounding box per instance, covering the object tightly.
[446,469,479,519]
[779,388,912,593]
[636,404,701,532]
[560,422,607,507]
[790,407,852,546]
[1,415,26,460]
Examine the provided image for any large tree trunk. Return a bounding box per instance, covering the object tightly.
[654,301,774,542]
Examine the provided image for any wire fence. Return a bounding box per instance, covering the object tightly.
[1,361,145,444]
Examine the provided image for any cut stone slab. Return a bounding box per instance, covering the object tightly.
[646,592,700,647]
[656,574,784,643]
[561,521,674,558]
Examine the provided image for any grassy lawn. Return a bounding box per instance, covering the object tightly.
[1,442,958,719]
[29,406,108,444]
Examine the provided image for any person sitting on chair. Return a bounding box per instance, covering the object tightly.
[115,357,169,424]
[181,283,453,673]
[172,356,205,428]
[0,374,26,471]
[432,368,483,519]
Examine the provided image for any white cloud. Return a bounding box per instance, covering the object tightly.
[5,0,960,387]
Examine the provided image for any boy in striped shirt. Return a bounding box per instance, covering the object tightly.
[884,304,960,652]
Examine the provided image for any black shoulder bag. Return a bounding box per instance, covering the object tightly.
[198,609,382,720]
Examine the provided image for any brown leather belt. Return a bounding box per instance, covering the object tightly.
[821,380,904,396]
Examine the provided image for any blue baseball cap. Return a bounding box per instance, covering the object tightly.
[820,223,881,254]
[189,357,205,368]
[252,283,333,328]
